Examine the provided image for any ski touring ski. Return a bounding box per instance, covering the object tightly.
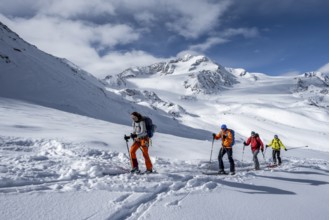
[202,171,233,176]
[103,170,158,176]
[266,164,279,168]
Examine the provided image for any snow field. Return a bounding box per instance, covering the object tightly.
[1,133,329,220]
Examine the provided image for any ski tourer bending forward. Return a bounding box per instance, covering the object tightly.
[266,135,287,166]
[212,124,235,175]
[125,112,153,174]
[244,131,264,170]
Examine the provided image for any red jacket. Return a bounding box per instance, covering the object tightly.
[245,135,264,152]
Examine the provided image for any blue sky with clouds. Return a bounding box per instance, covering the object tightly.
[1,0,329,78]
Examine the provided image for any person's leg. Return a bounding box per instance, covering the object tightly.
[130,142,140,169]
[227,148,235,173]
[272,149,277,164]
[277,150,282,165]
[140,138,153,171]
[253,149,260,169]
[218,148,226,171]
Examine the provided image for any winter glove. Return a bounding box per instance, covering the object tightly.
[261,148,264,152]
[266,145,269,148]
[212,133,216,139]
[243,142,247,146]
[285,148,287,151]
[124,135,130,141]
[130,133,137,139]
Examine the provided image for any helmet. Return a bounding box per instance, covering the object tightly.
[251,131,256,136]
[274,135,278,139]
[221,124,227,130]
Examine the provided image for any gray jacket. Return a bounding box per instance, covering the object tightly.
[132,120,147,138]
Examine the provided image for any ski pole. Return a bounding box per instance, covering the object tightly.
[124,135,132,167]
[286,145,308,151]
[241,145,245,168]
[261,151,266,162]
[208,137,215,169]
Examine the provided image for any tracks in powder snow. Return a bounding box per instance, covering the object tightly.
[94,165,262,220]
[1,136,329,219]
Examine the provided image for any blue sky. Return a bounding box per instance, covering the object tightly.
[1,0,329,78]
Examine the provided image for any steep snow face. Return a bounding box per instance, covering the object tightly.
[1,22,188,128]
[0,22,132,124]
[103,55,239,94]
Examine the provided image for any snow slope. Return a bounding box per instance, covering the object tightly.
[0,22,129,125]
[1,97,329,220]
[0,22,210,140]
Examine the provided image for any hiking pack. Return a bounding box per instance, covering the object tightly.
[253,133,262,147]
[144,116,156,138]
[229,129,235,147]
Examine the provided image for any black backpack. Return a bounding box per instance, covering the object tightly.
[144,116,156,138]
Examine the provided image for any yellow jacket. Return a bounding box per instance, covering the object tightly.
[268,138,286,151]
[214,129,233,148]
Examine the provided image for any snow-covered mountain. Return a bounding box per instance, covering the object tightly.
[1,21,329,220]
[103,54,239,94]
[102,54,329,151]
[0,22,130,124]
[0,22,210,139]
[292,72,329,108]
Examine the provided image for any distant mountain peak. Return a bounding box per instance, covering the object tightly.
[103,54,238,94]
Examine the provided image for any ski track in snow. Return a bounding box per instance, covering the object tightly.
[1,136,329,219]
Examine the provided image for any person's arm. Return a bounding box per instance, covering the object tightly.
[214,131,222,140]
[244,137,251,146]
[279,140,287,151]
[266,139,274,148]
[258,137,264,150]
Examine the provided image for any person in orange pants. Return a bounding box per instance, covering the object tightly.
[128,112,153,173]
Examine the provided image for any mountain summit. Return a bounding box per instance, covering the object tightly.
[104,54,239,94]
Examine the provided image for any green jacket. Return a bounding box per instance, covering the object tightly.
[268,138,286,151]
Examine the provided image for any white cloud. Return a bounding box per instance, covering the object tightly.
[43,0,116,18]
[187,27,259,53]
[91,24,139,47]
[223,27,259,38]
[176,50,200,58]
[318,62,329,74]
[0,14,143,77]
[0,0,235,78]
[84,51,168,78]
[1,0,232,39]
[163,0,232,39]
[189,37,229,52]
[134,11,156,26]
[0,0,116,18]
